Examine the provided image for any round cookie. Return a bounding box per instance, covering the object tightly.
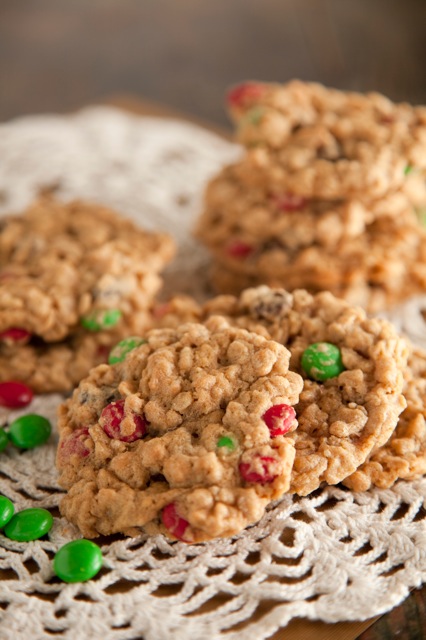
[196,162,426,313]
[154,286,408,495]
[57,319,303,542]
[343,346,426,491]
[227,80,426,199]
[0,197,175,342]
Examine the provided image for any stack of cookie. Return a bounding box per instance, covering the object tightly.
[196,81,426,312]
[0,198,175,393]
[56,285,426,543]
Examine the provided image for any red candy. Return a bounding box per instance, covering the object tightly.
[162,503,189,541]
[100,399,147,442]
[59,428,90,460]
[262,404,296,437]
[226,241,254,259]
[152,303,171,320]
[0,327,32,345]
[0,381,33,409]
[272,193,307,212]
[227,82,265,110]
[239,455,278,484]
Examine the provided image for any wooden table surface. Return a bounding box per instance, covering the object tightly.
[1,2,426,637]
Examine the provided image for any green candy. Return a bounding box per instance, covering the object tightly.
[301,342,345,381]
[81,308,122,332]
[8,414,51,449]
[0,496,14,528]
[53,539,103,583]
[0,427,9,452]
[404,164,414,175]
[416,208,426,227]
[217,435,236,451]
[108,336,147,364]
[4,508,53,541]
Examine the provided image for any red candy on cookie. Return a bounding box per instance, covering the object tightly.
[226,241,254,259]
[59,428,91,460]
[227,82,265,110]
[272,193,307,212]
[262,404,296,437]
[0,327,32,345]
[162,503,189,541]
[239,454,278,484]
[99,399,147,442]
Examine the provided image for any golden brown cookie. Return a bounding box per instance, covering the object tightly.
[154,286,409,495]
[343,346,426,491]
[57,319,303,541]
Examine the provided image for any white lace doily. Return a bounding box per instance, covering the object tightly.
[0,107,426,640]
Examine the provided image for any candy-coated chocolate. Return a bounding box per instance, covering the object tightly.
[262,404,296,437]
[58,428,90,461]
[162,503,189,541]
[273,193,307,212]
[108,336,146,364]
[217,435,236,451]
[0,381,33,409]
[100,399,147,442]
[227,82,265,110]
[0,496,14,528]
[301,342,345,381]
[226,241,254,259]
[53,539,103,583]
[4,508,53,541]
[239,455,278,484]
[0,328,32,344]
[0,428,9,452]
[81,308,122,332]
[8,414,51,449]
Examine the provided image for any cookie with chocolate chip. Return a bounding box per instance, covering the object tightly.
[57,318,303,541]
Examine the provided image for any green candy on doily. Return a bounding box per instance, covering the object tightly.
[53,539,103,583]
[4,508,53,541]
[301,342,345,381]
[0,496,14,528]
[8,414,51,449]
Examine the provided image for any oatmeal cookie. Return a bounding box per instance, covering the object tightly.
[57,319,303,541]
[154,286,408,495]
[227,80,426,199]
[343,347,426,491]
[0,197,175,342]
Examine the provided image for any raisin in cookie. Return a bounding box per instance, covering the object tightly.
[57,319,303,542]
[227,80,426,199]
[154,286,408,495]
[343,346,426,491]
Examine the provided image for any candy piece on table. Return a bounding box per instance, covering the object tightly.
[0,381,33,409]
[162,503,189,541]
[8,414,51,449]
[0,328,32,345]
[81,308,122,332]
[53,539,103,583]
[262,404,296,437]
[217,435,237,451]
[108,336,147,364]
[0,496,14,528]
[239,454,278,484]
[4,508,53,541]
[301,342,345,382]
[0,428,9,452]
[99,400,147,442]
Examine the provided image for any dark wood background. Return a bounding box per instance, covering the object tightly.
[1,0,426,127]
[0,2,425,638]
